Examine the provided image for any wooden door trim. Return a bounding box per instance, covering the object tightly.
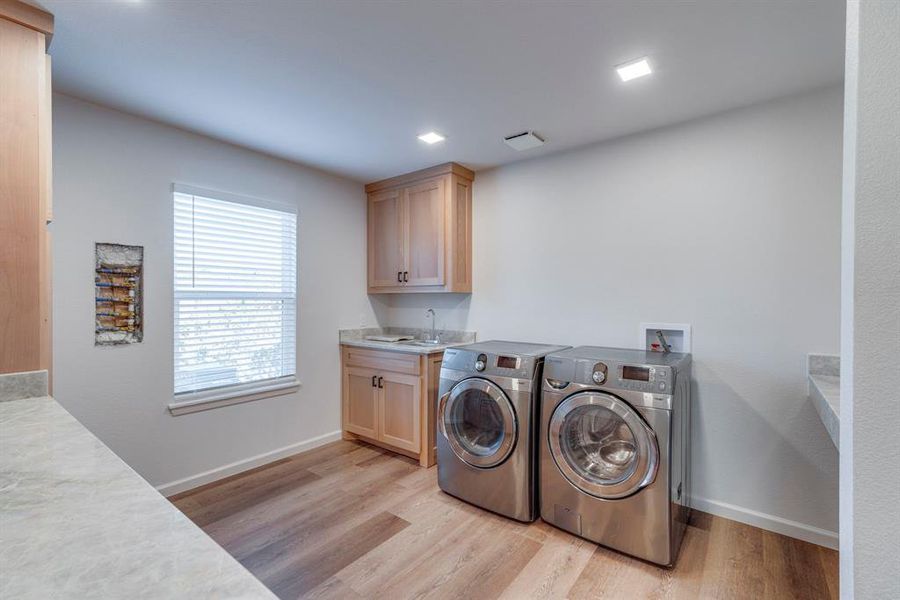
[0,19,44,374]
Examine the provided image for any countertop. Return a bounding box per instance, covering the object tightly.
[807,354,840,451]
[809,374,840,451]
[339,327,476,355]
[340,338,463,354]
[0,396,275,599]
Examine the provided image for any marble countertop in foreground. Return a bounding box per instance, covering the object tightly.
[0,397,275,599]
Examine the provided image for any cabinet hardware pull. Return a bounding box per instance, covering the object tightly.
[371,375,377,387]
[403,271,408,282]
[377,376,384,388]
[397,271,402,283]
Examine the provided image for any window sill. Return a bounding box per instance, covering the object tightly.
[168,376,300,416]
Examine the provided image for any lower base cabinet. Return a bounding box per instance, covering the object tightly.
[341,345,442,467]
[344,366,380,440]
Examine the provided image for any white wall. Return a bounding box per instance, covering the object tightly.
[840,1,900,597]
[52,94,375,491]
[380,87,844,544]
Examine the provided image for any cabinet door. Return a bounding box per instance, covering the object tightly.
[368,189,404,288]
[344,366,379,439]
[403,178,445,287]
[379,371,421,453]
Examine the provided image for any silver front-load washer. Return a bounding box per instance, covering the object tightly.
[540,346,692,566]
[437,340,569,522]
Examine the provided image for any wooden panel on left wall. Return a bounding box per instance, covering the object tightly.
[0,0,53,376]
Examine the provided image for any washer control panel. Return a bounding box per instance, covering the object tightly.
[441,347,542,380]
[562,359,674,394]
[617,364,671,393]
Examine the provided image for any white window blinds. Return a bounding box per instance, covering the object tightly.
[174,187,297,396]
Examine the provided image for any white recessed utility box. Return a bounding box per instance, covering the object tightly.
[503,131,545,151]
[639,322,692,354]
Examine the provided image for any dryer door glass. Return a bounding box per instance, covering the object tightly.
[442,378,517,468]
[561,405,637,484]
[549,391,659,499]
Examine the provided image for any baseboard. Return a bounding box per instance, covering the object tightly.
[691,495,839,550]
[156,430,343,497]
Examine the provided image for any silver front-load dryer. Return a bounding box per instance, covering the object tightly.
[437,341,569,522]
[540,346,692,566]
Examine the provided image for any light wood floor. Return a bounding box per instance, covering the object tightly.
[171,440,838,600]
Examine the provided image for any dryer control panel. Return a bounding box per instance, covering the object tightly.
[441,348,537,380]
[545,357,675,395]
[616,363,672,394]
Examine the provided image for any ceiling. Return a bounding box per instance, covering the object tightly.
[42,0,846,182]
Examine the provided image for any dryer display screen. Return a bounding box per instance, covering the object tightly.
[497,356,520,369]
[622,366,651,381]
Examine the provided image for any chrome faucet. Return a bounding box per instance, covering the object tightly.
[425,308,438,343]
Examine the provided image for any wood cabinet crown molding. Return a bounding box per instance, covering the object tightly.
[365,162,474,194]
[0,0,53,43]
[366,162,474,294]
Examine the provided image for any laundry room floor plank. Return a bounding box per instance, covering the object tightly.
[170,439,839,600]
[265,510,411,599]
[497,525,596,600]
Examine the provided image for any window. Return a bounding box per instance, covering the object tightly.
[171,185,297,412]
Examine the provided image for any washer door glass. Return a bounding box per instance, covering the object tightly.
[549,391,658,499]
[441,378,517,468]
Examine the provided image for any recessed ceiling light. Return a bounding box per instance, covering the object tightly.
[616,57,652,82]
[417,131,445,144]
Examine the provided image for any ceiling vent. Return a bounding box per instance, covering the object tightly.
[503,131,545,151]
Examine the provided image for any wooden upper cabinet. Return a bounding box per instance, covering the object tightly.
[366,162,473,294]
[404,177,445,287]
[368,188,404,287]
